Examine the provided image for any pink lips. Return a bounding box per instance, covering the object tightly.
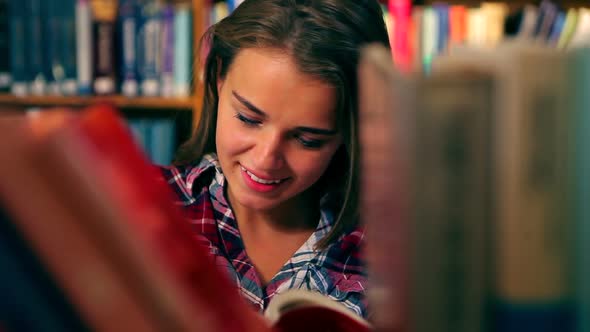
[240,166,287,193]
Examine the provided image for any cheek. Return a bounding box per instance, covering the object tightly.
[215,108,252,157]
[291,146,340,185]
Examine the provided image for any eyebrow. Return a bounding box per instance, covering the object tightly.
[231,90,338,136]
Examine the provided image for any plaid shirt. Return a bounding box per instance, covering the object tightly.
[158,154,368,317]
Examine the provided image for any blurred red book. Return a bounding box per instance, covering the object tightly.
[0,105,371,332]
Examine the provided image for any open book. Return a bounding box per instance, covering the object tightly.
[265,290,370,332]
[0,105,370,332]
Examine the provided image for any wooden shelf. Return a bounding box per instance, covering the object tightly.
[0,94,195,110]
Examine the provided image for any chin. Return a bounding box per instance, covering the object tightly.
[235,195,284,212]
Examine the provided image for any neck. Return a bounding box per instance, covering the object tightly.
[226,187,320,237]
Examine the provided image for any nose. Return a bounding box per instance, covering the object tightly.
[254,129,285,171]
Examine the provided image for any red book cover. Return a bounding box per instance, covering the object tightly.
[0,114,157,331]
[30,104,269,332]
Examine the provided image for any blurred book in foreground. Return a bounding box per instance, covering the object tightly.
[0,105,368,332]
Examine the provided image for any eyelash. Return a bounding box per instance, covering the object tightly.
[234,112,325,149]
[295,135,324,149]
[234,112,261,126]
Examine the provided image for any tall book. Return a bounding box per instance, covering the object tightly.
[358,44,412,332]
[76,0,93,94]
[388,0,412,72]
[90,0,117,95]
[491,45,573,332]
[137,0,161,96]
[173,2,192,97]
[0,0,10,92]
[45,0,62,95]
[9,0,28,96]
[149,118,176,166]
[570,47,590,332]
[60,0,78,95]
[435,42,575,332]
[27,0,47,95]
[159,3,174,97]
[568,8,590,49]
[411,65,494,332]
[118,0,139,97]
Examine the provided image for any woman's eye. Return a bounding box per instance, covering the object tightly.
[234,112,261,126]
[296,135,324,149]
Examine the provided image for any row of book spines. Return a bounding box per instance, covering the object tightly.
[382,1,590,72]
[0,0,193,98]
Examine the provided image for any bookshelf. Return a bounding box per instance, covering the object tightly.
[0,0,206,121]
[0,94,194,110]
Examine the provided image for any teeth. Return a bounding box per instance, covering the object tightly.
[241,166,282,185]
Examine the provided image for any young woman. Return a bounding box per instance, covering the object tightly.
[159,0,390,318]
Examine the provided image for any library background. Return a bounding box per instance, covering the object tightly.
[1,0,590,331]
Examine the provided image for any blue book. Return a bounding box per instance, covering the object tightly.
[59,0,78,95]
[45,0,61,95]
[118,0,139,97]
[0,0,10,92]
[27,0,47,95]
[533,0,558,40]
[137,0,161,96]
[0,208,88,332]
[548,11,565,45]
[173,3,192,97]
[433,4,449,55]
[9,0,29,96]
[76,0,93,95]
[227,0,244,13]
[127,118,151,159]
[148,118,176,166]
[160,3,175,97]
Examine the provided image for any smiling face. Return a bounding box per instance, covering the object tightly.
[215,48,342,214]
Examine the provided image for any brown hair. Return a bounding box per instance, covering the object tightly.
[175,0,390,248]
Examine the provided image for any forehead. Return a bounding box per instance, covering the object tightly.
[225,48,338,126]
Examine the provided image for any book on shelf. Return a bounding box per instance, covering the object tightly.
[0,0,10,92]
[359,43,493,332]
[0,104,371,332]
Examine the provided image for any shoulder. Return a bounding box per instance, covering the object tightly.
[322,225,367,316]
[322,224,366,280]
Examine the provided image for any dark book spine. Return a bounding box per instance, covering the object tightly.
[118,0,138,97]
[27,0,47,95]
[159,3,174,97]
[60,0,78,95]
[0,0,10,92]
[137,0,161,96]
[91,0,117,96]
[45,0,62,95]
[9,0,28,95]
